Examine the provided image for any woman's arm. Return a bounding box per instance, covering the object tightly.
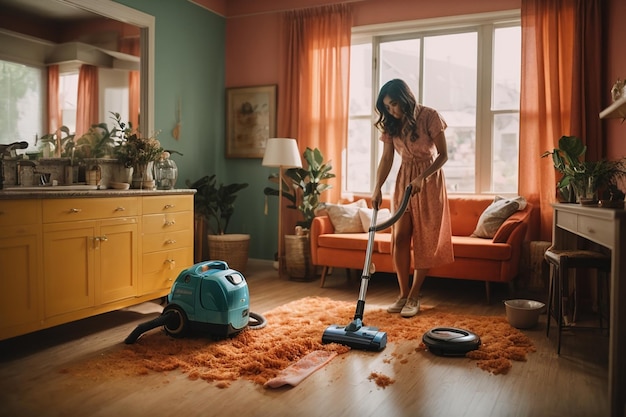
[411,130,448,192]
[372,141,395,206]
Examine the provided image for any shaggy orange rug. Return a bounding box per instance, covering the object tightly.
[61,296,535,387]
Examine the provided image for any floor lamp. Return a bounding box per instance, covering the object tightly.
[262,138,302,278]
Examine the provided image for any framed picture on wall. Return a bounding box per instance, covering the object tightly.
[226,84,277,158]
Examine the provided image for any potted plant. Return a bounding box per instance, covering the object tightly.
[264,147,335,230]
[542,135,626,204]
[112,112,164,189]
[263,147,334,279]
[186,174,250,272]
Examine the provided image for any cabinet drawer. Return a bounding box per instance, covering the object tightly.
[555,210,578,233]
[577,216,613,247]
[142,195,193,215]
[142,248,193,293]
[0,200,40,226]
[142,211,193,233]
[43,197,139,223]
[142,229,193,253]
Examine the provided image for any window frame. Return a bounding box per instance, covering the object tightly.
[346,9,521,197]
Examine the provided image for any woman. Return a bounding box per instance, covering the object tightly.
[371,79,454,318]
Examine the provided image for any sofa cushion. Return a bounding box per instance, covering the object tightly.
[321,200,368,233]
[451,236,512,260]
[317,233,392,253]
[471,196,525,239]
[358,208,392,233]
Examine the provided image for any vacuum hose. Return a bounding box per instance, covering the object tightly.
[124,310,268,344]
[372,184,413,231]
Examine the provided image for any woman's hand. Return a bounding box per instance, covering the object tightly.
[372,188,383,209]
[409,176,424,195]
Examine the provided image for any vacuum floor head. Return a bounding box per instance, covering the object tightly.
[322,324,387,351]
[422,327,481,356]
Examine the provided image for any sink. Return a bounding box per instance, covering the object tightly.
[2,185,99,191]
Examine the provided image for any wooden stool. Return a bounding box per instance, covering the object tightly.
[544,247,610,354]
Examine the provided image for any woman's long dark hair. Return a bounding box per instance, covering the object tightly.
[374,79,418,142]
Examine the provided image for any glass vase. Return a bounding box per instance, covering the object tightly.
[154,158,178,190]
[131,161,155,189]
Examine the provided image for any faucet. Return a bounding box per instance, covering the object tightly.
[0,142,29,190]
[0,141,29,158]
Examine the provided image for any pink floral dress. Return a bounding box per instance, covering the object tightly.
[380,105,454,269]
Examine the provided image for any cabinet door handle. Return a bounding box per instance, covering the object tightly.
[164,219,176,226]
[165,258,176,270]
[69,208,82,213]
[100,235,108,242]
[115,207,126,211]
[165,239,177,245]
[164,204,176,210]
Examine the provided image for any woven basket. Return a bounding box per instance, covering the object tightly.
[207,234,250,274]
[284,234,316,281]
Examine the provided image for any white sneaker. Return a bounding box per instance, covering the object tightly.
[400,298,420,318]
[387,298,407,313]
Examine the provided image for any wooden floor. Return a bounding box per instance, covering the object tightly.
[0,260,609,417]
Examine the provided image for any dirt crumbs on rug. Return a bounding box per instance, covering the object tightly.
[61,296,534,387]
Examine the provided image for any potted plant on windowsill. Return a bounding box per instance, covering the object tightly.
[263,147,334,279]
[186,174,250,272]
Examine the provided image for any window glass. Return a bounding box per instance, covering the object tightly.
[345,15,521,196]
[0,60,43,151]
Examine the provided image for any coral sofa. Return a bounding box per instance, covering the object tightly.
[310,195,533,303]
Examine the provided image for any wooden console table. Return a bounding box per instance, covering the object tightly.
[552,203,626,417]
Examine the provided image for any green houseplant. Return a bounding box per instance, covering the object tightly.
[186,174,250,272]
[264,147,335,230]
[542,135,626,203]
[263,147,334,279]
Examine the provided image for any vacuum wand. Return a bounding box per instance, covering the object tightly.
[322,184,412,351]
[352,184,412,323]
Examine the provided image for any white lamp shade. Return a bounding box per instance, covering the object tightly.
[262,138,302,168]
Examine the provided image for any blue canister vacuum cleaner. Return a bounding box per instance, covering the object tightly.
[322,185,412,351]
[125,260,266,344]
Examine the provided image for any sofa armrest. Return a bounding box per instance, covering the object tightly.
[310,216,334,265]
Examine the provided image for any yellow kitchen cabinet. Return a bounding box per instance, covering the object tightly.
[42,197,139,319]
[141,195,193,295]
[0,200,42,339]
[0,191,194,341]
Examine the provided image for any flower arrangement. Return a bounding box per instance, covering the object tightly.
[111,112,164,168]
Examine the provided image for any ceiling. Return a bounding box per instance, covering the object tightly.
[0,0,99,22]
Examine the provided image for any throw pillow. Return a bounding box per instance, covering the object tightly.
[471,196,525,239]
[358,207,392,232]
[326,204,365,233]
[315,199,367,217]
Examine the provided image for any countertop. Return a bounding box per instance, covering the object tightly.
[0,187,196,200]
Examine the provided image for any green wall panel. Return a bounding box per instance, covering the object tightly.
[114,0,276,261]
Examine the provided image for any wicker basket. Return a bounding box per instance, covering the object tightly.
[284,234,316,281]
[207,234,250,274]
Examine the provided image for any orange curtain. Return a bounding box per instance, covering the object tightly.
[75,65,99,138]
[120,37,140,131]
[519,0,603,242]
[278,4,352,205]
[47,65,62,155]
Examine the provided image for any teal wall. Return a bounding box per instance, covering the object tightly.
[114,0,277,261]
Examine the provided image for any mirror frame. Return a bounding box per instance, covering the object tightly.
[56,0,154,137]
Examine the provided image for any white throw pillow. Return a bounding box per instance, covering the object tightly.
[326,204,365,233]
[315,199,367,217]
[471,196,525,239]
[358,207,392,231]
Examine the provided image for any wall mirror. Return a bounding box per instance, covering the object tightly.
[0,0,154,151]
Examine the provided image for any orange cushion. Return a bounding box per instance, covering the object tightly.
[450,236,512,260]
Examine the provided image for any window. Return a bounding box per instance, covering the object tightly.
[0,60,44,150]
[345,11,521,196]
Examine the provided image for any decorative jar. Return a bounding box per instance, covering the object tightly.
[154,157,178,190]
